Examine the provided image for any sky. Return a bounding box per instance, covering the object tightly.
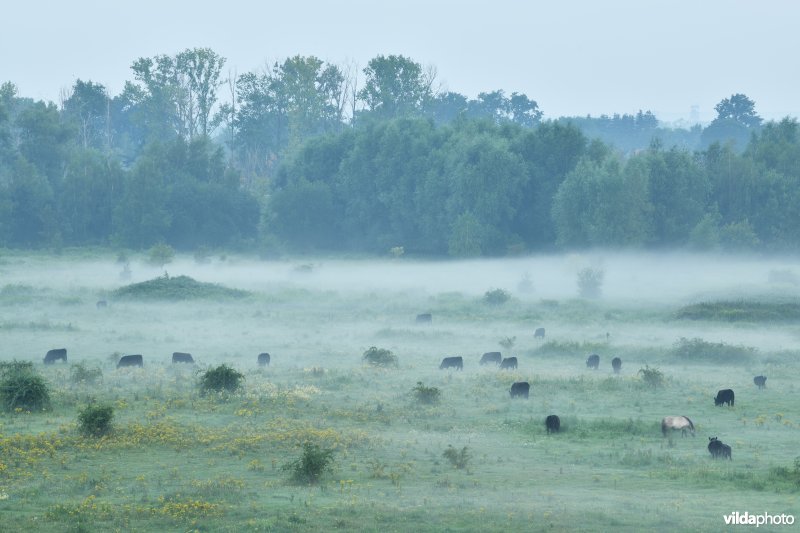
[2,0,798,124]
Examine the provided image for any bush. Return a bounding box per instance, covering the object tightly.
[199,364,244,395]
[483,288,511,305]
[577,267,604,299]
[77,403,114,437]
[638,366,664,388]
[147,243,175,269]
[362,346,398,368]
[412,382,441,405]
[0,364,51,412]
[283,442,335,484]
[670,337,756,363]
[442,445,470,470]
[70,362,103,385]
[113,274,249,300]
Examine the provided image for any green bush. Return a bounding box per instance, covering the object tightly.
[412,382,441,405]
[70,362,103,385]
[638,366,664,388]
[483,288,511,305]
[199,364,244,394]
[670,337,756,363]
[147,243,175,268]
[442,445,471,470]
[0,364,51,412]
[283,442,335,484]
[577,267,604,299]
[362,346,398,368]
[77,403,114,437]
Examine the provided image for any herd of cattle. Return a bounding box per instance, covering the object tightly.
[42,314,768,457]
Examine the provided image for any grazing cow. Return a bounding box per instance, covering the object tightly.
[510,381,530,399]
[258,352,271,366]
[611,357,622,374]
[753,375,767,389]
[545,414,560,434]
[661,416,695,437]
[439,356,463,370]
[117,354,143,368]
[708,437,732,460]
[415,313,432,324]
[172,352,194,364]
[534,328,545,339]
[586,354,600,369]
[44,348,67,365]
[499,357,518,370]
[480,352,502,365]
[714,389,735,407]
[96,300,107,309]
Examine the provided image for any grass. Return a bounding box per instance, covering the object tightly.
[675,299,800,321]
[112,274,249,300]
[0,253,799,531]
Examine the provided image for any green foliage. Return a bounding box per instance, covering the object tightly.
[0,364,51,411]
[199,364,244,395]
[362,346,398,368]
[147,243,175,268]
[442,445,470,470]
[283,442,335,484]
[70,362,103,385]
[577,267,604,299]
[412,382,441,405]
[675,300,800,322]
[637,366,664,388]
[77,403,114,437]
[499,336,516,351]
[483,288,511,305]
[670,337,756,363]
[113,274,249,300]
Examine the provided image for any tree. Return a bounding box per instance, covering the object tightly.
[701,94,762,150]
[62,80,111,150]
[714,93,762,128]
[359,55,434,119]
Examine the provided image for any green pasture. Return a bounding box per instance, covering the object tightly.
[0,253,798,532]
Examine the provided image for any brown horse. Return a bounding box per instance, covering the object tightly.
[661,415,695,437]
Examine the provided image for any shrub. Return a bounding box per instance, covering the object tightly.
[199,364,244,395]
[638,366,664,388]
[147,243,175,269]
[70,362,103,385]
[77,403,114,437]
[483,288,511,305]
[499,336,516,351]
[577,267,604,299]
[0,364,51,412]
[283,442,335,484]
[670,337,756,363]
[442,445,470,470]
[412,382,441,405]
[113,274,249,300]
[362,346,398,368]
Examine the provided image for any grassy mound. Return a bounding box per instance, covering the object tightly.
[113,274,249,300]
[675,300,800,322]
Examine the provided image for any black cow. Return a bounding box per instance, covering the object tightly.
[96,300,107,309]
[753,375,767,389]
[258,352,271,366]
[117,354,143,368]
[510,381,530,399]
[714,389,735,406]
[172,352,194,364]
[586,354,600,369]
[480,352,502,365]
[545,414,560,434]
[534,328,545,339]
[708,437,732,460]
[415,313,432,324]
[611,357,622,374]
[499,357,518,370]
[44,348,67,365]
[439,356,463,370]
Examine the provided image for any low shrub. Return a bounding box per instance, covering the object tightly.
[77,403,114,437]
[0,364,51,412]
[283,442,335,484]
[412,382,441,405]
[483,289,511,305]
[70,362,103,385]
[199,364,244,394]
[638,365,665,388]
[670,337,756,363]
[362,346,398,368]
[675,300,800,322]
[442,445,470,470]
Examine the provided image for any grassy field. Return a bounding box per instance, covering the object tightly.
[0,251,799,532]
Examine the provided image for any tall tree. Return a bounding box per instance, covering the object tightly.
[358,55,434,119]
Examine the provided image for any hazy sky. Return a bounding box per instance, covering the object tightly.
[2,0,797,123]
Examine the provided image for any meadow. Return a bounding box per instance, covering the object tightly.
[0,251,799,532]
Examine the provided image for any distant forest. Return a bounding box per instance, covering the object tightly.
[1,48,798,256]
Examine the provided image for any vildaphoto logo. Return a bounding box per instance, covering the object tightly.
[723,511,795,527]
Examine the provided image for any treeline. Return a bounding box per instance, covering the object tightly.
[0,48,797,255]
